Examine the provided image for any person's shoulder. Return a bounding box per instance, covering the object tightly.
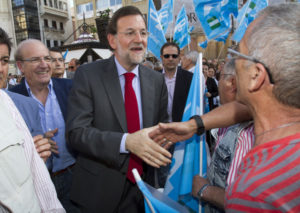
[5,90,37,107]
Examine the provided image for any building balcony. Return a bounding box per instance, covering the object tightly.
[44,27,65,34]
[40,5,69,19]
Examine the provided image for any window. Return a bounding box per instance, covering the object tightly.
[59,1,62,10]
[54,0,58,8]
[52,20,57,29]
[46,40,51,47]
[49,0,53,7]
[63,2,67,11]
[96,0,108,10]
[44,19,48,27]
[60,22,64,30]
[53,40,58,46]
[44,0,47,6]
[60,41,64,46]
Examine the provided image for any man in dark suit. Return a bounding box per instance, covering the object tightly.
[66,6,172,213]
[158,42,193,187]
[10,39,78,212]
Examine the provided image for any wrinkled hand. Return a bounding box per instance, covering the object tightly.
[44,128,59,154]
[192,175,210,199]
[149,120,197,146]
[126,126,172,168]
[33,135,51,162]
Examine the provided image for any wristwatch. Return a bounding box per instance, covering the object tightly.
[197,183,210,199]
[190,115,205,135]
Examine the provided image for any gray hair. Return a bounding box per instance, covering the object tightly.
[15,39,48,61]
[143,60,154,69]
[185,51,198,65]
[223,59,235,79]
[246,3,300,108]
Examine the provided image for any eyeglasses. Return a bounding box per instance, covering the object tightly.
[227,48,274,84]
[21,56,52,64]
[163,54,179,59]
[118,30,149,39]
[51,57,64,63]
[68,66,74,69]
[0,56,9,65]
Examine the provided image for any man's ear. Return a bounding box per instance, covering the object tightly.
[16,61,24,74]
[248,63,266,92]
[230,77,237,93]
[107,34,116,50]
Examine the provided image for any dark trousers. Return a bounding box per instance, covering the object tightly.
[51,167,81,213]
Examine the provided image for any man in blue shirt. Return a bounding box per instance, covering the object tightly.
[10,39,78,212]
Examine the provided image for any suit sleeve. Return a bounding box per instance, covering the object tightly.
[207,77,219,97]
[66,66,125,169]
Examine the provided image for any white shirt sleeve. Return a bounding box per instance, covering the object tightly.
[0,91,65,213]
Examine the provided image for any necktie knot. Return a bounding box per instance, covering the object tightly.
[124,72,135,83]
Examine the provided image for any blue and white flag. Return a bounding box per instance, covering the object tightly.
[232,0,268,42]
[173,6,190,49]
[193,0,238,40]
[198,40,208,49]
[214,30,230,43]
[63,49,69,60]
[158,0,174,34]
[148,0,167,60]
[164,53,210,213]
[132,169,189,213]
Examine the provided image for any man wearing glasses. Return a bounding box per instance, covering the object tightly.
[151,3,300,211]
[10,39,78,212]
[50,47,66,78]
[158,42,193,187]
[66,6,171,212]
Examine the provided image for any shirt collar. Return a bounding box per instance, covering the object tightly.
[162,67,178,79]
[25,78,53,96]
[114,56,139,77]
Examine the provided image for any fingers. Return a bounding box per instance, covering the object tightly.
[44,128,58,138]
[49,139,59,154]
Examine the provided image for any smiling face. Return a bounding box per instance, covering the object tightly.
[0,44,9,88]
[107,15,147,71]
[17,41,52,88]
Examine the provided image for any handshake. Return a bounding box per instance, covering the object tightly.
[125,115,204,168]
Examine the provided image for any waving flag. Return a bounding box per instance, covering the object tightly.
[164,53,210,213]
[158,0,174,34]
[193,0,238,40]
[63,49,69,60]
[232,0,268,42]
[173,6,190,49]
[132,169,189,213]
[198,40,208,49]
[214,30,230,43]
[148,0,167,60]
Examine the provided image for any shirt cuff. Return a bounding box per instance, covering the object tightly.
[120,133,129,153]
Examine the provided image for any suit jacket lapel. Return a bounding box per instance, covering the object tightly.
[140,66,155,128]
[101,57,127,132]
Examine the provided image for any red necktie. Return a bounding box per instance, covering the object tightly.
[124,72,143,183]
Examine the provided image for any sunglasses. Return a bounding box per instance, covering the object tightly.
[68,66,74,69]
[163,54,178,59]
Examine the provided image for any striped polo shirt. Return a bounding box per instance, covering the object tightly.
[225,132,300,212]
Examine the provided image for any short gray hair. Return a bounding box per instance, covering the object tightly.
[246,3,300,108]
[185,51,198,65]
[223,59,235,79]
[143,60,154,69]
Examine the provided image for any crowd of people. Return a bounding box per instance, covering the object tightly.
[0,2,299,213]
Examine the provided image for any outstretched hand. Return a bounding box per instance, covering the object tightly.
[149,119,198,147]
[126,126,172,168]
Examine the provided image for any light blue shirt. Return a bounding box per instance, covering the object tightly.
[25,79,75,172]
[114,58,143,153]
